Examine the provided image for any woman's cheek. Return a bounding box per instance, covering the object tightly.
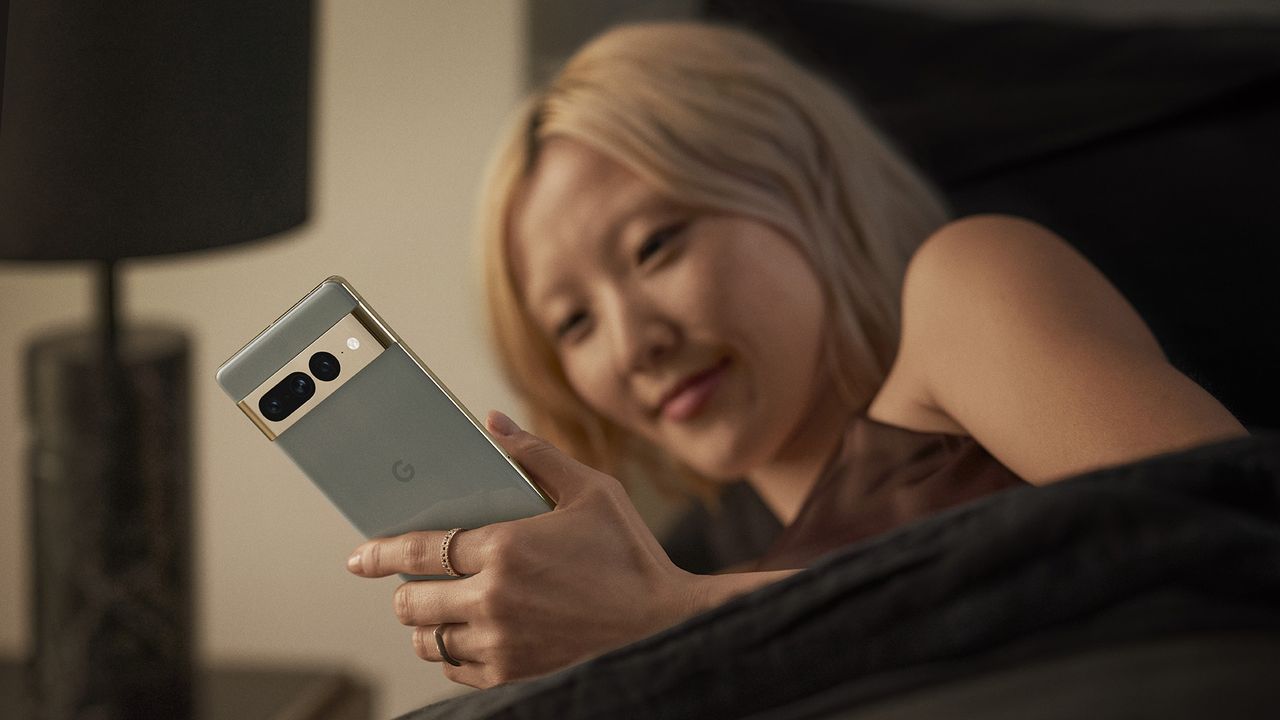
[563,349,632,429]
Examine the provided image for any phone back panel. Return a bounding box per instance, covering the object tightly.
[279,343,549,537]
[216,278,551,544]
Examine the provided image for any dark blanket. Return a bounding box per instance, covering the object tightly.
[400,433,1280,719]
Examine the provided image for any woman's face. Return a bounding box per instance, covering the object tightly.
[509,139,834,480]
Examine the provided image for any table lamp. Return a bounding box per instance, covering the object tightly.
[0,2,312,718]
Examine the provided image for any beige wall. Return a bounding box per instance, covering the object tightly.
[0,1,528,715]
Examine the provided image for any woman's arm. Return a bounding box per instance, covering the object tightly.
[896,214,1247,485]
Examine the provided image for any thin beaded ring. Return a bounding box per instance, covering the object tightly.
[440,527,465,577]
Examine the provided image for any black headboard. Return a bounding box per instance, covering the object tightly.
[705,0,1280,430]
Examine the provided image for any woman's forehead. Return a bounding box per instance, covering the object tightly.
[515,139,644,236]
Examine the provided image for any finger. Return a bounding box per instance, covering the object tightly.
[393,578,475,627]
[485,410,596,503]
[412,623,477,665]
[443,660,490,689]
[348,527,486,578]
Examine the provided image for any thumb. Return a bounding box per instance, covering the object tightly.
[486,410,597,504]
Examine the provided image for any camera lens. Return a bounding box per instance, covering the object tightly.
[309,351,341,382]
[260,394,287,422]
[290,374,313,396]
[258,372,315,423]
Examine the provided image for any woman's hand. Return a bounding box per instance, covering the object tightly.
[345,411,702,688]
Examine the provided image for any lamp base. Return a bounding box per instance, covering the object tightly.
[25,325,193,720]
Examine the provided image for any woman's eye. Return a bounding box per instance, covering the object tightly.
[636,222,687,264]
[555,311,587,340]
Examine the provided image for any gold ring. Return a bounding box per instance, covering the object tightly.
[440,527,465,577]
[434,624,463,666]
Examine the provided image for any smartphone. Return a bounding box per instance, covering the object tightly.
[215,276,553,579]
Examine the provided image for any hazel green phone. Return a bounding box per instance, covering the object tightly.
[215,276,553,579]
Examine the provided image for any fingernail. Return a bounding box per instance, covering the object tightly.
[489,411,519,437]
[347,552,362,574]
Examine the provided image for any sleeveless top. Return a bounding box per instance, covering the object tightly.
[751,412,1028,572]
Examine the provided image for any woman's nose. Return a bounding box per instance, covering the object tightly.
[605,295,679,373]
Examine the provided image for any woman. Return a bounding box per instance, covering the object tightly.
[345,22,1246,688]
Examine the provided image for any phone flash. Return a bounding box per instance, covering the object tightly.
[347,337,360,350]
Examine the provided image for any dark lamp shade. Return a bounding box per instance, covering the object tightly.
[0,1,312,261]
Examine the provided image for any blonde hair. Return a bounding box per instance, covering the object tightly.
[479,22,949,498]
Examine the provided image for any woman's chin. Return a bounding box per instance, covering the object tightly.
[651,417,768,480]
[672,443,763,482]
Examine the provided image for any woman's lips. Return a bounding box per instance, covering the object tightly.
[660,359,731,422]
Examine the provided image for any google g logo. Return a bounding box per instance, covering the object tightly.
[392,460,415,482]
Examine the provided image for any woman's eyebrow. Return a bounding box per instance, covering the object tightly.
[524,274,570,322]
[600,195,674,253]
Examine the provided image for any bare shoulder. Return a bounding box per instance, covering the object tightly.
[903,213,1164,361]
[889,214,1246,484]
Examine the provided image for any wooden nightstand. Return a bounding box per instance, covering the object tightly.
[1,658,372,720]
